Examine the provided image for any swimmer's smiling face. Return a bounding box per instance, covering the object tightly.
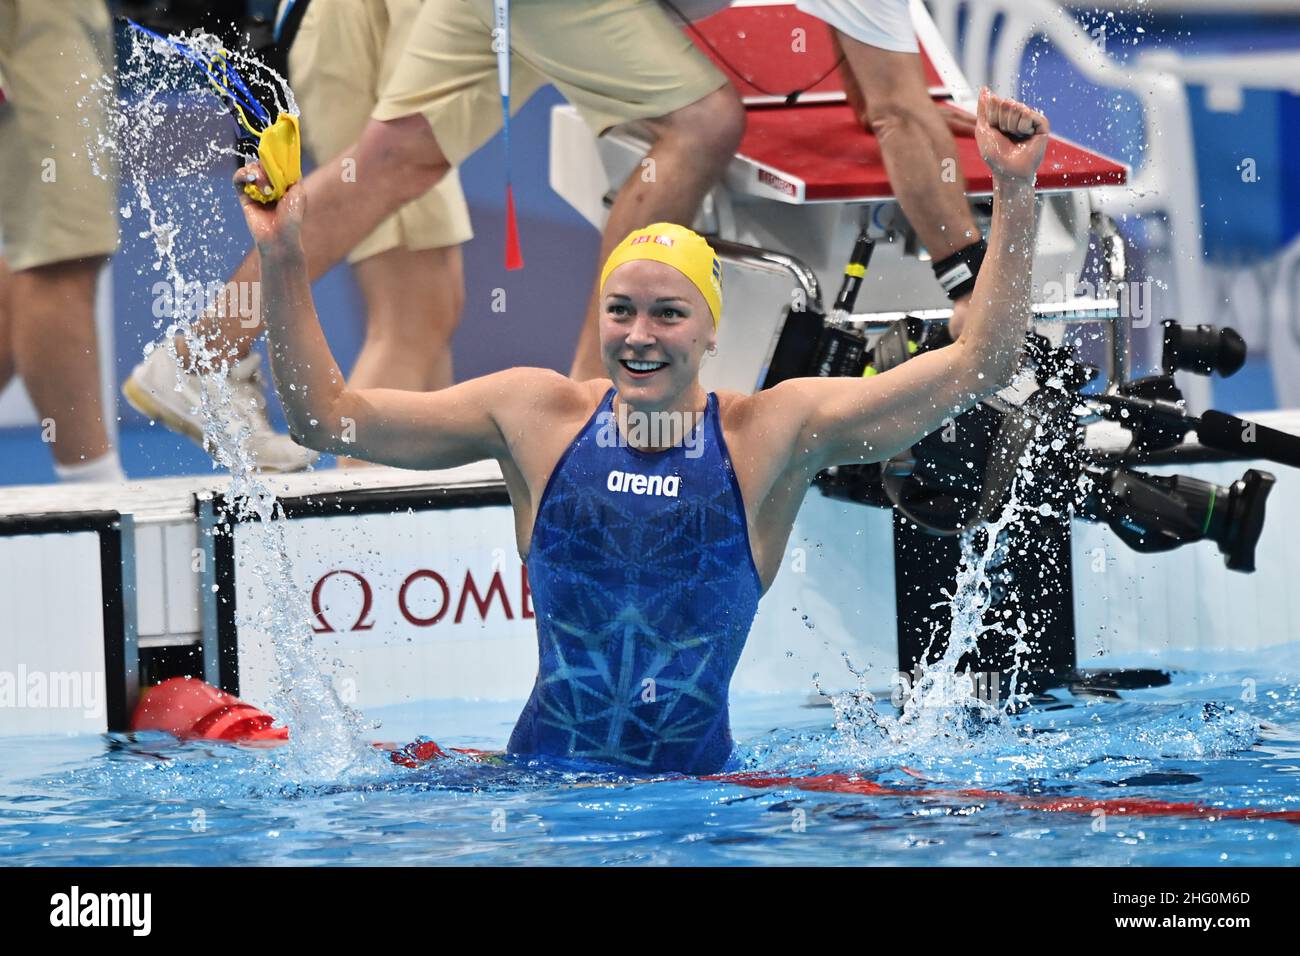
[601,259,715,408]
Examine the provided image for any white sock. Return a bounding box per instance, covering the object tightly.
[53,450,126,484]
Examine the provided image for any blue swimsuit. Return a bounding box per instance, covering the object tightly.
[510,387,763,774]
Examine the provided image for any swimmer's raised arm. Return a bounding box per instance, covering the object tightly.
[754,89,1048,475]
[236,163,564,470]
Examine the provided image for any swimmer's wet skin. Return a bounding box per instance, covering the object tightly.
[238,89,1050,775]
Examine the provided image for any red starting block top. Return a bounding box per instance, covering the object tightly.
[686,3,944,102]
[688,3,1128,203]
[736,101,1128,202]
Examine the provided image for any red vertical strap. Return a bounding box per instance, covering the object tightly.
[494,0,523,270]
[505,185,524,271]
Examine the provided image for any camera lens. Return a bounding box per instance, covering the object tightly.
[1161,320,1246,378]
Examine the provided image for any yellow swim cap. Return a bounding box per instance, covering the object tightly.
[599,222,723,328]
[244,113,302,205]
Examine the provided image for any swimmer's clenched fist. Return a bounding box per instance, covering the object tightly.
[974,88,1050,181]
[234,162,305,250]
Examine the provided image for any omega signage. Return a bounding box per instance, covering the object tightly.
[309,564,534,634]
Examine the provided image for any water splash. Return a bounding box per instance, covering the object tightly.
[815,497,1032,765]
[811,372,1258,772]
[86,28,379,783]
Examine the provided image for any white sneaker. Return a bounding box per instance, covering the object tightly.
[123,344,320,473]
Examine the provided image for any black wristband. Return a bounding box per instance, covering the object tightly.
[931,238,986,301]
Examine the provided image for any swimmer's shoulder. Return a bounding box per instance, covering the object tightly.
[580,375,615,407]
[492,370,610,495]
[490,367,608,432]
[714,387,792,436]
[712,389,747,430]
[714,386,814,470]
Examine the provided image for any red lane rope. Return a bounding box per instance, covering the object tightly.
[702,771,1300,824]
[381,737,1300,824]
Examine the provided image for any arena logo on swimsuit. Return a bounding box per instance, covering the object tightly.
[606,469,681,497]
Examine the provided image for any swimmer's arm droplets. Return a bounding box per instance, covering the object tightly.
[258,240,347,451]
[951,88,1049,388]
[235,167,349,453]
[760,90,1049,474]
[244,174,533,470]
[243,163,532,470]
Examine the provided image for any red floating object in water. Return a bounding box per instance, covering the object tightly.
[130,677,289,743]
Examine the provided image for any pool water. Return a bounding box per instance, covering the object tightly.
[1,646,1297,866]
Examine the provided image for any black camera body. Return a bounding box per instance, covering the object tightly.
[778,314,1279,575]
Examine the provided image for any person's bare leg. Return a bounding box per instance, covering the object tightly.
[835,31,981,337]
[0,258,14,394]
[337,244,465,468]
[175,114,450,368]
[837,34,977,258]
[567,85,746,380]
[10,258,113,465]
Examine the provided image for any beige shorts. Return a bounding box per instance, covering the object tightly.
[284,0,473,262]
[372,0,731,167]
[0,0,119,271]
